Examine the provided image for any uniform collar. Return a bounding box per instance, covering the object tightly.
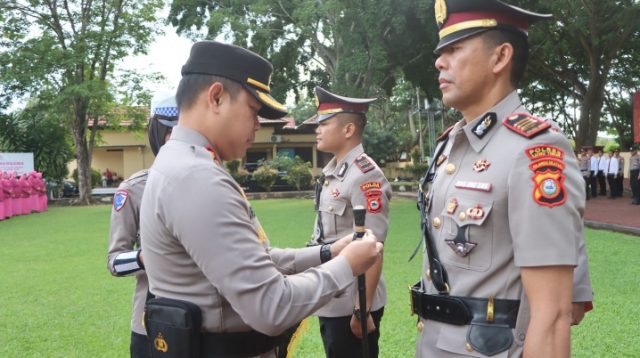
[169,126,212,148]
[463,90,524,153]
[323,143,365,181]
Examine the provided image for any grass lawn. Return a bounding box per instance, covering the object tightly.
[0,198,638,357]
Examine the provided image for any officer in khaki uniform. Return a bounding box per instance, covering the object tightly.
[140,41,382,358]
[630,147,640,205]
[308,86,392,357]
[410,1,593,357]
[107,94,178,357]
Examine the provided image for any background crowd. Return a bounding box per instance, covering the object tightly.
[0,170,48,221]
[579,147,640,204]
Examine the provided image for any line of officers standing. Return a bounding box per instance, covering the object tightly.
[107,1,595,357]
[579,147,640,204]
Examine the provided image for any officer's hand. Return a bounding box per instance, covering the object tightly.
[339,234,383,276]
[350,312,376,338]
[330,232,355,258]
[571,302,586,326]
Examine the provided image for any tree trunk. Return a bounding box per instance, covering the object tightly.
[71,99,92,205]
[575,74,607,149]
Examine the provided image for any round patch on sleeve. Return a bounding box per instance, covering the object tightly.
[365,190,383,213]
[113,190,129,212]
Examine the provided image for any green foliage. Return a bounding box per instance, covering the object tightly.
[71,168,102,189]
[406,162,430,180]
[0,109,73,182]
[285,160,313,190]
[252,165,279,192]
[1,202,637,356]
[226,160,250,185]
[0,0,165,203]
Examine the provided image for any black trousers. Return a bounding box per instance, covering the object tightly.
[131,331,151,358]
[598,172,607,195]
[607,174,618,197]
[631,169,640,203]
[590,172,598,197]
[319,308,384,358]
[583,176,590,199]
[616,174,624,197]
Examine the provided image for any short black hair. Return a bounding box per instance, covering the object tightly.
[176,74,242,111]
[337,112,366,138]
[481,29,529,87]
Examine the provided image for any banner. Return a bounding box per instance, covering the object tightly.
[0,152,34,174]
[634,91,640,144]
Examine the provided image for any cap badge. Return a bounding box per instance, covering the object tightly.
[435,0,447,27]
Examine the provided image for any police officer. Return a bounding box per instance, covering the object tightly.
[107,94,178,357]
[589,148,598,198]
[139,41,382,358]
[629,146,639,205]
[578,148,590,199]
[410,1,593,356]
[308,86,392,358]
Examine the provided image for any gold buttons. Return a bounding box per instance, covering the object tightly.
[432,217,442,229]
[323,180,329,186]
[466,342,474,352]
[416,321,424,332]
[445,163,456,174]
[458,212,466,221]
[328,206,334,212]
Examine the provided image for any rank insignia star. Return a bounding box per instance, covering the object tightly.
[473,159,491,172]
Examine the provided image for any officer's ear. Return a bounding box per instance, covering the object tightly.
[343,121,357,139]
[207,82,225,111]
[490,42,513,77]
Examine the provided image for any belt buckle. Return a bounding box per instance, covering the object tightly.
[486,296,494,322]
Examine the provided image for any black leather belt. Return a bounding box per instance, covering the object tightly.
[201,330,282,357]
[410,284,519,328]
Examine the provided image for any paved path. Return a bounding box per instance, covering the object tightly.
[584,192,640,236]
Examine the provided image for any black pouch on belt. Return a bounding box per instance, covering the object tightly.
[144,297,202,358]
[467,322,513,356]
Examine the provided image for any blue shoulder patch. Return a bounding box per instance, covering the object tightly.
[113,190,129,212]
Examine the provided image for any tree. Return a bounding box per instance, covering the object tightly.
[519,0,640,148]
[0,0,164,204]
[0,108,74,182]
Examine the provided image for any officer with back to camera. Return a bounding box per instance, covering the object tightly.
[107,94,178,357]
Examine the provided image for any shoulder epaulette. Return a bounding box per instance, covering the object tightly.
[123,169,149,185]
[502,113,550,139]
[355,155,374,173]
[436,124,456,142]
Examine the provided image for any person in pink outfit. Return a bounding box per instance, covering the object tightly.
[8,172,19,216]
[3,172,14,218]
[19,173,32,215]
[35,172,47,212]
[0,171,5,220]
[28,172,41,212]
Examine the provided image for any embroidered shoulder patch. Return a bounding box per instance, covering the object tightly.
[355,155,374,173]
[503,113,550,139]
[360,181,382,192]
[113,190,129,212]
[365,190,383,213]
[526,144,567,208]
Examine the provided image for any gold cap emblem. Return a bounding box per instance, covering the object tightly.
[435,0,447,27]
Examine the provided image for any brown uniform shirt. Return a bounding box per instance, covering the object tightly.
[107,170,149,335]
[140,127,355,355]
[310,144,392,317]
[416,91,590,357]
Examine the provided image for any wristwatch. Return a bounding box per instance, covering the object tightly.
[352,307,369,320]
[320,244,332,263]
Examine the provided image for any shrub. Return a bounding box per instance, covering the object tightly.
[225,160,249,185]
[406,161,429,180]
[72,168,102,188]
[252,166,279,192]
[285,162,313,190]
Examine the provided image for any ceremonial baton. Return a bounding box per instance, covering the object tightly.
[353,206,369,358]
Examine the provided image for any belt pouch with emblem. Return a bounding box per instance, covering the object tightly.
[144,297,202,358]
[467,322,513,356]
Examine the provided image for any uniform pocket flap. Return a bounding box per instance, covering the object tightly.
[319,199,347,216]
